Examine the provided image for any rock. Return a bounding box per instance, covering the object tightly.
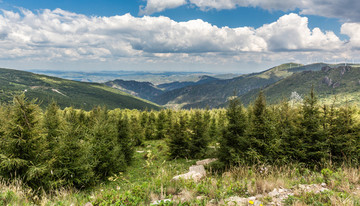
[268,188,280,197]
[172,165,206,182]
[225,196,248,206]
[322,76,332,86]
[136,151,144,153]
[332,82,340,88]
[196,196,205,200]
[84,203,93,206]
[298,184,329,194]
[189,165,206,176]
[321,66,332,72]
[339,65,351,75]
[172,171,203,182]
[196,158,218,166]
[172,166,205,182]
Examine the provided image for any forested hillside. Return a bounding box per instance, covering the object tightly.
[0,68,160,110]
[240,65,360,106]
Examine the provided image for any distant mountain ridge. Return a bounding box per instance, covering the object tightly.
[104,75,220,102]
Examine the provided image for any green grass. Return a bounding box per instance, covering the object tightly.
[2,139,360,205]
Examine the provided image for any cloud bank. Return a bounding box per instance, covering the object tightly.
[0,8,359,71]
[141,0,360,22]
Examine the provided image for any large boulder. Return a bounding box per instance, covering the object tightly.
[172,165,206,182]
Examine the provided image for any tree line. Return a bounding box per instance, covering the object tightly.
[0,89,359,192]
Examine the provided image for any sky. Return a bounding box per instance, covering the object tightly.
[0,0,359,73]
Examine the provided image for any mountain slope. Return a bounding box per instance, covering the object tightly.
[152,63,308,109]
[105,75,220,103]
[240,65,360,106]
[105,79,164,101]
[0,68,160,110]
[157,75,219,91]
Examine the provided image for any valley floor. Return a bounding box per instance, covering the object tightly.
[1,140,360,206]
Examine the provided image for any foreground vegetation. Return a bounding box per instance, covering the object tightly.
[1,140,360,205]
[1,88,360,205]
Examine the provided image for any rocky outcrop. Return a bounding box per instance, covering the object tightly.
[339,65,351,75]
[172,165,206,182]
[172,158,218,182]
[322,76,332,86]
[321,66,332,72]
[332,82,340,88]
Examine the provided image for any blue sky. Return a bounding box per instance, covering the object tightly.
[0,0,359,73]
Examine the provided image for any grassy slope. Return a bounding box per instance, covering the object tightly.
[0,68,160,110]
[240,65,360,106]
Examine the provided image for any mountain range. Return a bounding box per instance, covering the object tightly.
[103,63,360,109]
[2,63,359,110]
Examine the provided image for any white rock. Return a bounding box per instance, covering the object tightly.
[225,196,248,206]
[196,158,218,165]
[189,165,206,176]
[268,189,279,197]
[172,171,204,182]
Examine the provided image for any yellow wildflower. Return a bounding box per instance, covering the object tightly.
[249,200,254,205]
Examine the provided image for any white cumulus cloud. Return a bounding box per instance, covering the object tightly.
[341,23,360,48]
[139,0,187,15]
[256,13,342,51]
[0,8,353,71]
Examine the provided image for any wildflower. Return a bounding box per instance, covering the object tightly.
[249,200,254,205]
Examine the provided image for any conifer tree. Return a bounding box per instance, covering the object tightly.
[89,107,122,180]
[0,95,47,188]
[300,88,327,165]
[276,101,300,161]
[129,114,144,146]
[52,112,95,188]
[168,113,191,159]
[155,110,167,139]
[116,113,133,166]
[218,97,248,165]
[189,110,209,158]
[145,111,157,140]
[328,102,356,163]
[44,100,61,152]
[248,91,276,162]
